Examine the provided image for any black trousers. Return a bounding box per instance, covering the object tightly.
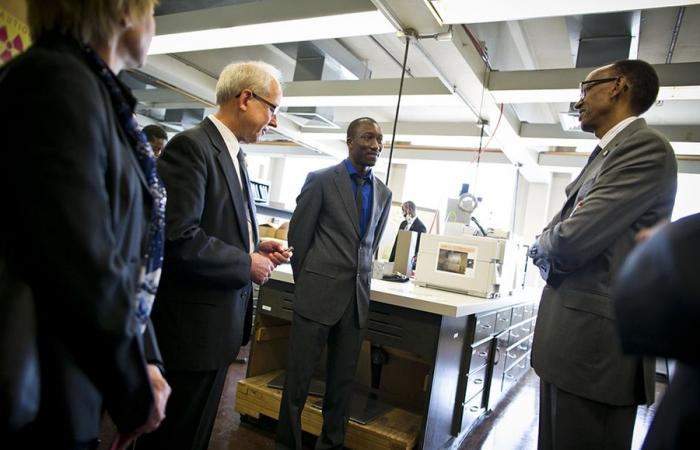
[538,379,637,450]
[276,301,365,450]
[137,367,228,450]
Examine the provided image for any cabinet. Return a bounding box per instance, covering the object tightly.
[453,302,538,435]
[238,271,540,449]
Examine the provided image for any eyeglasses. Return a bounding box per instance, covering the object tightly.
[236,90,280,115]
[579,76,620,99]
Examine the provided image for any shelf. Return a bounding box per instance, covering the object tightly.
[236,370,421,450]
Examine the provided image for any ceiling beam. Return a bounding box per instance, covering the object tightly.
[426,0,694,25]
[489,62,700,103]
[281,77,463,107]
[150,0,394,54]
[539,151,700,174]
[521,123,700,154]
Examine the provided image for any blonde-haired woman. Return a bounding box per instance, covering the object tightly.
[0,1,169,449]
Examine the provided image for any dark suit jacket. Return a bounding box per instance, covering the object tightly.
[152,117,256,371]
[531,118,678,406]
[612,213,700,449]
[289,161,392,327]
[389,216,427,262]
[0,35,155,441]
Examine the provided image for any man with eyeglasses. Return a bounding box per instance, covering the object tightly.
[139,61,291,450]
[529,59,677,450]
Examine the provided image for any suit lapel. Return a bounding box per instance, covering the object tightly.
[332,162,361,237]
[559,118,647,222]
[202,118,250,249]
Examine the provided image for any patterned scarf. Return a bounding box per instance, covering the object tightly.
[81,45,167,334]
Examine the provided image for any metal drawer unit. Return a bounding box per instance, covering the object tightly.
[258,280,295,321]
[473,311,497,342]
[366,301,442,362]
[487,303,538,411]
[453,308,508,435]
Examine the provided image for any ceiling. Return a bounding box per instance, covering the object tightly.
[128,0,700,182]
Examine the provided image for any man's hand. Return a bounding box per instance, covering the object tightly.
[250,251,275,285]
[110,365,171,449]
[257,239,293,266]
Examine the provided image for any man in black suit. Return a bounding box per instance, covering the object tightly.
[389,200,427,264]
[276,117,392,449]
[612,213,700,450]
[529,59,677,450]
[140,61,290,450]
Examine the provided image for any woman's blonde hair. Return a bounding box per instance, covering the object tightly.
[28,0,158,45]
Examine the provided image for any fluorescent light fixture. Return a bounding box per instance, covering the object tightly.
[299,132,491,149]
[281,94,463,108]
[558,111,581,132]
[148,11,394,55]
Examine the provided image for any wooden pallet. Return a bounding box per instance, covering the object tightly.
[236,371,421,450]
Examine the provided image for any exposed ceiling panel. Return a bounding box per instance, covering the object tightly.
[130,0,700,178]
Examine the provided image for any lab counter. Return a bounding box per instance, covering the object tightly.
[236,264,541,449]
[270,263,534,317]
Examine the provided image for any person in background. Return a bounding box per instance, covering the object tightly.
[139,61,290,450]
[142,124,168,158]
[612,213,700,450]
[528,59,677,450]
[277,117,392,449]
[389,200,427,268]
[0,1,170,449]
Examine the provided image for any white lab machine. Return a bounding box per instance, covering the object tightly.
[414,233,524,299]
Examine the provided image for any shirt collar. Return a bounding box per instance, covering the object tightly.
[208,114,241,156]
[344,158,373,181]
[598,116,638,150]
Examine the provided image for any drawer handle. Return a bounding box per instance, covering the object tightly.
[473,378,483,385]
[477,351,488,357]
[510,333,520,339]
[499,317,508,322]
[480,324,492,329]
[518,344,528,351]
[507,352,517,359]
[505,374,515,380]
[469,405,480,412]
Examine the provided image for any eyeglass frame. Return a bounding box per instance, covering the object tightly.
[578,76,620,99]
[235,90,280,115]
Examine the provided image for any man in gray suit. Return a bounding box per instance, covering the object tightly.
[529,59,677,450]
[277,117,392,449]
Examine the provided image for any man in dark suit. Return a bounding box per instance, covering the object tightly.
[612,213,700,450]
[139,61,290,450]
[529,59,678,450]
[277,117,392,449]
[389,200,427,264]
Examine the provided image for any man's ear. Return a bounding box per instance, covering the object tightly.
[611,76,628,100]
[238,89,252,112]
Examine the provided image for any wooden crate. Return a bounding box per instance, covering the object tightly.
[236,371,421,450]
